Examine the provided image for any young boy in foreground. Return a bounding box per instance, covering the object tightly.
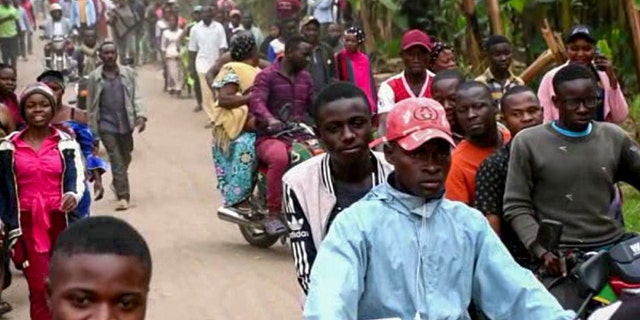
[46,216,152,320]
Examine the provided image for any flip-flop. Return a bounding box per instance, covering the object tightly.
[263,218,287,236]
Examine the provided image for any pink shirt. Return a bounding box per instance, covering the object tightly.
[13,130,63,253]
[538,62,628,124]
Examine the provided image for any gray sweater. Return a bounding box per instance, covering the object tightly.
[504,122,640,258]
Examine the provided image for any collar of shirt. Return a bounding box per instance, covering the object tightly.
[369,174,443,219]
[14,126,60,144]
[481,67,520,86]
[319,152,388,196]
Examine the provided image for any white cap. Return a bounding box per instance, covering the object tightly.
[50,3,63,11]
[167,0,177,3]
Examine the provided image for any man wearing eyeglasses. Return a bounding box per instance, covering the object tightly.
[503,63,640,312]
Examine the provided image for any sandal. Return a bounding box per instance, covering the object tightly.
[262,217,287,236]
[0,300,13,316]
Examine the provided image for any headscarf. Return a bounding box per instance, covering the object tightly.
[36,70,66,92]
[430,42,454,63]
[345,26,365,44]
[19,83,58,121]
[230,33,256,61]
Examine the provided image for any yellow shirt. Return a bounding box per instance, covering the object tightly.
[79,0,87,24]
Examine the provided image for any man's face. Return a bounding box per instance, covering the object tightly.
[431,78,461,127]
[385,139,452,198]
[402,45,429,76]
[99,44,118,67]
[230,14,241,27]
[455,86,497,139]
[47,254,150,320]
[328,24,341,39]
[192,11,201,22]
[301,23,320,45]
[201,7,213,24]
[281,20,299,40]
[83,31,97,47]
[488,42,512,74]
[315,97,372,167]
[288,42,312,72]
[553,78,598,131]
[502,91,543,136]
[44,81,65,104]
[0,68,16,95]
[241,13,252,29]
[52,10,62,20]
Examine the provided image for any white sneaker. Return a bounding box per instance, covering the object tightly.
[115,199,129,211]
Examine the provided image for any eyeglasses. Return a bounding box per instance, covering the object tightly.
[560,97,600,109]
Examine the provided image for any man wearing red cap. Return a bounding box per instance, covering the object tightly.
[303,97,575,320]
[377,29,435,136]
[276,0,301,20]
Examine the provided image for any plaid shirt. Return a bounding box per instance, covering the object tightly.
[475,68,525,107]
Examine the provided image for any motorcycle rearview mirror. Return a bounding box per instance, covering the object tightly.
[572,251,611,320]
[279,103,292,123]
[536,220,563,252]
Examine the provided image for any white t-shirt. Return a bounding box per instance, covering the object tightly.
[161,29,183,58]
[188,20,228,74]
[52,21,65,37]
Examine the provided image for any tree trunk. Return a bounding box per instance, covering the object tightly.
[359,0,376,54]
[624,0,640,91]
[462,0,482,71]
[486,0,503,35]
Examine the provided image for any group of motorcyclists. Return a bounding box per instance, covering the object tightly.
[198,1,640,320]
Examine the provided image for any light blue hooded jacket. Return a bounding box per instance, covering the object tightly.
[303,179,575,320]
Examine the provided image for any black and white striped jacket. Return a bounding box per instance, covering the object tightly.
[282,152,392,294]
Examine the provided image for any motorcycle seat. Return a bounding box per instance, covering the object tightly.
[609,236,640,283]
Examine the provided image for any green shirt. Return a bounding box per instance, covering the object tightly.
[0,5,17,38]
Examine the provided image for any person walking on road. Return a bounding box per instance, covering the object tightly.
[161,14,184,97]
[334,26,375,111]
[107,0,138,65]
[0,0,19,68]
[0,63,21,129]
[0,83,85,320]
[86,41,147,211]
[188,5,227,127]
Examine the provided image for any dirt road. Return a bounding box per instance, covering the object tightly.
[5,37,300,320]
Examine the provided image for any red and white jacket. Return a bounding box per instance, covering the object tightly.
[377,70,435,114]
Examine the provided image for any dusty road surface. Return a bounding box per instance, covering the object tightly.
[5,36,301,320]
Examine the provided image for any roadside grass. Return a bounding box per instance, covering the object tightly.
[622,184,640,232]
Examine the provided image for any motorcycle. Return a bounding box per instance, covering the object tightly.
[217,108,323,248]
[40,28,77,80]
[537,220,640,319]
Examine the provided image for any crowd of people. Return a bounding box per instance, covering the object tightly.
[0,0,637,319]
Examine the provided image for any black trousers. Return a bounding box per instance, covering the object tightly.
[0,36,18,68]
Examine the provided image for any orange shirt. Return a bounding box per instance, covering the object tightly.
[445,126,511,205]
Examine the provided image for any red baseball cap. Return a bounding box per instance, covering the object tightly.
[370,98,455,151]
[401,29,432,51]
[276,0,301,19]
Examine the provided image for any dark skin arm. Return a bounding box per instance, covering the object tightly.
[485,214,502,236]
[0,104,16,134]
[206,53,271,94]
[218,83,251,109]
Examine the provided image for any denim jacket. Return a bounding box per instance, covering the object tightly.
[86,65,146,138]
[0,129,85,243]
[304,177,575,320]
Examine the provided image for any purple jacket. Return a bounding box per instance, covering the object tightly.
[249,58,315,124]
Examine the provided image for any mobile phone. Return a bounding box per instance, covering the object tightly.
[594,48,607,71]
